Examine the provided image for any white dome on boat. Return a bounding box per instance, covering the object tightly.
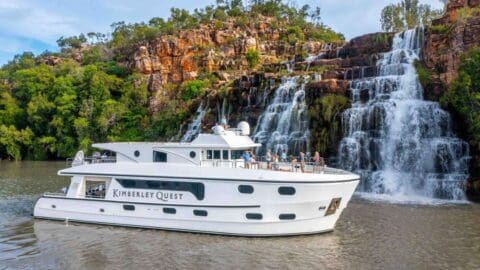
[237,121,250,136]
[212,125,225,135]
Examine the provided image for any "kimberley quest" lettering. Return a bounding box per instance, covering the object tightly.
[112,189,183,202]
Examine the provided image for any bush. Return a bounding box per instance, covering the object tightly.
[441,47,480,141]
[414,60,431,88]
[430,24,451,35]
[245,49,260,69]
[180,80,209,101]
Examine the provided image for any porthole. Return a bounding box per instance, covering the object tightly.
[51,204,56,209]
[163,207,176,214]
[238,185,254,194]
[278,186,296,195]
[279,213,296,220]
[193,210,208,217]
[246,213,263,220]
[100,208,105,213]
[134,150,140,157]
[190,151,196,158]
[123,204,135,211]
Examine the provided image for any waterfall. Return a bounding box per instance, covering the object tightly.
[253,76,310,156]
[181,103,206,142]
[338,27,470,201]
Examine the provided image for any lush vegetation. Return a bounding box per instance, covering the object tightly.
[0,53,163,160]
[109,0,344,59]
[245,49,260,69]
[380,0,444,32]
[456,6,480,23]
[414,59,431,89]
[0,0,345,160]
[441,48,480,142]
[308,94,350,157]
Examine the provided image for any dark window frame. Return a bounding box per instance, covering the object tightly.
[123,204,135,211]
[246,213,263,220]
[116,179,205,200]
[163,207,176,214]
[279,213,296,220]
[238,185,254,194]
[153,151,167,162]
[193,209,208,217]
[278,186,296,195]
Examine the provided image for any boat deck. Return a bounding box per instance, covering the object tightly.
[66,156,352,175]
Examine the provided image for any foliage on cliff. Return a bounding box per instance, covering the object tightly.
[441,48,480,142]
[308,95,350,157]
[380,0,444,32]
[0,0,344,160]
[110,0,344,59]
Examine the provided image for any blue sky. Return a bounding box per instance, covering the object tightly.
[0,0,444,65]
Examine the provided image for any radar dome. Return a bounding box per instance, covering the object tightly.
[212,125,225,135]
[237,121,250,136]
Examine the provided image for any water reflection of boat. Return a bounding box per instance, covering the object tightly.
[33,122,359,236]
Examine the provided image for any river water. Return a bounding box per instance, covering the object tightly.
[1,161,479,269]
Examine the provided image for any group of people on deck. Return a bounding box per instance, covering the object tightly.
[242,149,325,172]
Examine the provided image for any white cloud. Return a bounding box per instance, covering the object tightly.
[0,0,446,64]
[0,0,79,45]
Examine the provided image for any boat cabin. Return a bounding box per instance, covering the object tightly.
[78,122,260,168]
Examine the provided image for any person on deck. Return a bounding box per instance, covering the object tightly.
[242,151,251,169]
[299,151,305,173]
[280,150,287,162]
[266,149,272,169]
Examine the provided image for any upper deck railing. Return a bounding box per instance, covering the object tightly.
[66,156,116,167]
[200,158,351,175]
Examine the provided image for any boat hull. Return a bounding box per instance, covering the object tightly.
[33,179,358,237]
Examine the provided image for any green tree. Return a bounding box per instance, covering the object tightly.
[381,0,443,32]
[245,49,260,69]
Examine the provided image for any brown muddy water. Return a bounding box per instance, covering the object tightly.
[0,161,479,270]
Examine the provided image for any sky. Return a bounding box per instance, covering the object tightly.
[0,0,444,65]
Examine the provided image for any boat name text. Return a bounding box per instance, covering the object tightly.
[112,189,184,201]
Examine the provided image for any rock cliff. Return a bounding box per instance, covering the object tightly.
[422,0,480,200]
[423,0,480,98]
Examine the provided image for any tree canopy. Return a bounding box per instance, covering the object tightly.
[380,0,444,32]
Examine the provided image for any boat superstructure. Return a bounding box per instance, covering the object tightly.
[34,122,359,236]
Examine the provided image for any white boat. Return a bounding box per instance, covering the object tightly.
[33,122,359,236]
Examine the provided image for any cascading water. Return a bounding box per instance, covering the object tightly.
[253,76,310,156]
[181,103,206,142]
[338,27,470,201]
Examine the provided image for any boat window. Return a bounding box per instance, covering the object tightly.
[246,213,263,220]
[213,150,221,159]
[278,186,296,195]
[116,179,205,200]
[123,204,135,211]
[222,150,229,160]
[231,150,243,160]
[238,185,254,194]
[134,150,140,157]
[207,150,213,160]
[279,213,296,220]
[163,207,176,214]
[193,210,208,217]
[190,151,196,158]
[153,151,167,162]
[85,180,107,199]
